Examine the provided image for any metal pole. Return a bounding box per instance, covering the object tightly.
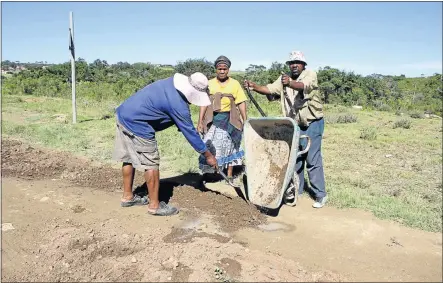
[69,11,77,124]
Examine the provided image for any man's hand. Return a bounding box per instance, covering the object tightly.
[243,80,256,90]
[281,73,291,87]
[203,150,218,170]
[206,154,218,170]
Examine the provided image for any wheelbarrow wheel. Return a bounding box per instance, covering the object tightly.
[283,172,299,207]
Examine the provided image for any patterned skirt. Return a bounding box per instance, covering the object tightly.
[198,112,244,174]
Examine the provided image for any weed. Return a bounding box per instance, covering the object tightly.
[360,126,378,140]
[373,100,391,112]
[326,113,358,124]
[214,267,233,282]
[410,112,425,119]
[393,119,412,129]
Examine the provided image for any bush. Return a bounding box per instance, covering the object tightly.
[393,119,412,129]
[174,58,215,79]
[326,113,358,124]
[360,126,377,140]
[409,112,425,119]
[372,100,391,112]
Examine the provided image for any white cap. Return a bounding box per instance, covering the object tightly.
[173,72,211,107]
[286,50,307,65]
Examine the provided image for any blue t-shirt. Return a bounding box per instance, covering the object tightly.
[115,76,207,154]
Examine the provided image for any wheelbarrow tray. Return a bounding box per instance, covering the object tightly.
[243,117,301,209]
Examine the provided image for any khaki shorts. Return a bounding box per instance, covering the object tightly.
[112,122,160,171]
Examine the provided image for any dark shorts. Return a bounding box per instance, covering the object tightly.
[112,121,160,171]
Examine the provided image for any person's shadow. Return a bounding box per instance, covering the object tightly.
[132,172,204,203]
[132,168,312,218]
[132,170,249,205]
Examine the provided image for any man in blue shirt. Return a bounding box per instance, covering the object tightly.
[113,72,218,216]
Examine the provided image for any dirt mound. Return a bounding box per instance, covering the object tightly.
[1,138,267,232]
[1,139,125,191]
[171,185,266,233]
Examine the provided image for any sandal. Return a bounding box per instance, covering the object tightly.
[147,201,179,216]
[120,195,149,207]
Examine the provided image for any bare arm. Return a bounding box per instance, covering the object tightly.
[250,85,272,95]
[282,71,318,99]
[244,78,281,100]
[288,81,305,91]
[197,106,208,133]
[198,106,208,125]
[237,102,247,122]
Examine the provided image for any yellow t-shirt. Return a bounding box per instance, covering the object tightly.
[208,77,247,112]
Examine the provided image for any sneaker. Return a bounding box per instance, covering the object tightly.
[312,195,328,208]
[284,185,295,200]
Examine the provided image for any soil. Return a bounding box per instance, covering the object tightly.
[2,138,442,282]
[1,139,266,233]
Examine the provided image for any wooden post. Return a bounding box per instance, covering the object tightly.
[69,11,77,124]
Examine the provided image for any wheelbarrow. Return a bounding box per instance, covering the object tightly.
[228,83,311,210]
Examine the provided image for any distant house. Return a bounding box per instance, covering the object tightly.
[153,64,174,68]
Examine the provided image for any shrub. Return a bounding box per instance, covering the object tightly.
[393,119,412,129]
[326,113,358,124]
[409,112,425,119]
[373,100,391,112]
[360,126,377,140]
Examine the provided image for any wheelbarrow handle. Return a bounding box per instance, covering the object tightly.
[297,135,311,157]
[243,80,267,117]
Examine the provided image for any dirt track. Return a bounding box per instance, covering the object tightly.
[1,138,442,282]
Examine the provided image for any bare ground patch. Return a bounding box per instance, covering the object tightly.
[1,138,267,233]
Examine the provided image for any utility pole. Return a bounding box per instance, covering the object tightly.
[69,11,77,124]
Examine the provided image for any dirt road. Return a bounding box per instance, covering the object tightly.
[1,139,442,282]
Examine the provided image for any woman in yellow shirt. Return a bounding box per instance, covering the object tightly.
[197,55,248,183]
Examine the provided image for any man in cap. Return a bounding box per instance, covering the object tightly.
[113,72,218,216]
[244,51,327,208]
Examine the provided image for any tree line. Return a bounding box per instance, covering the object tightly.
[2,58,442,115]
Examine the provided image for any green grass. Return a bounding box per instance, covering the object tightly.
[2,94,442,232]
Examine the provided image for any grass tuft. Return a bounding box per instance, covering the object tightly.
[393,119,412,129]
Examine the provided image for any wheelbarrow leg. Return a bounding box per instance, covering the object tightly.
[283,134,311,207]
[283,172,299,206]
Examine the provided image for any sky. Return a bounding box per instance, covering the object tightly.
[1,1,442,77]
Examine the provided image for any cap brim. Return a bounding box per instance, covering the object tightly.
[286,60,307,65]
[173,74,211,107]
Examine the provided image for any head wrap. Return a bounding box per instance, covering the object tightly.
[214,55,231,68]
